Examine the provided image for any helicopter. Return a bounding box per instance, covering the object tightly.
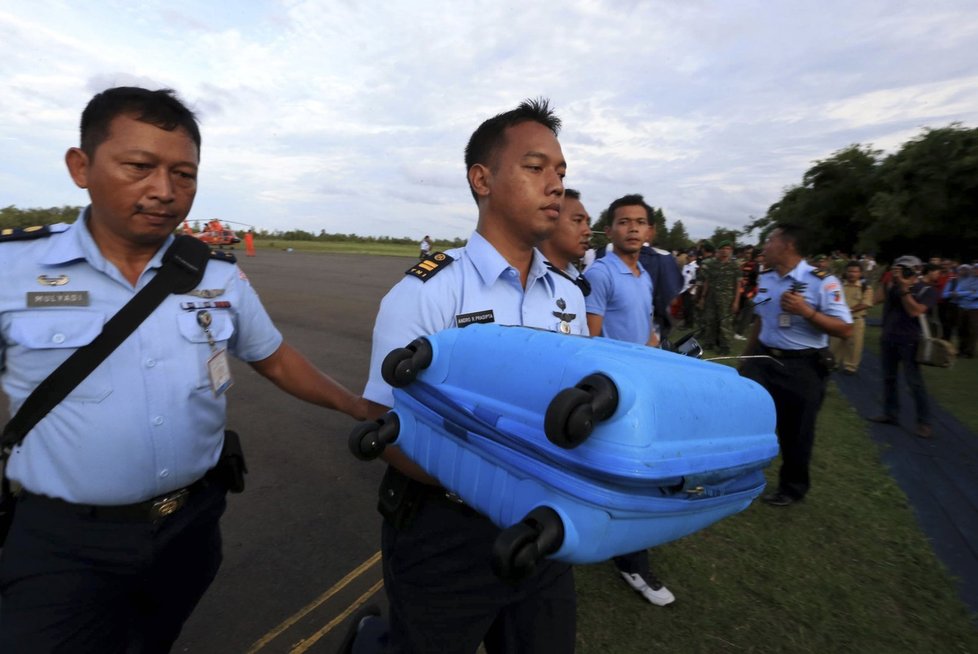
[180,219,247,248]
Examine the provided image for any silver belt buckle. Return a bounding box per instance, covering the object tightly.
[151,488,189,520]
[443,491,465,505]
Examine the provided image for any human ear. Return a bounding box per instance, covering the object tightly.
[467,164,491,200]
[65,148,90,189]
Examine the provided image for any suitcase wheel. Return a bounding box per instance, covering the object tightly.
[491,506,565,583]
[348,412,401,461]
[543,373,619,449]
[381,338,434,387]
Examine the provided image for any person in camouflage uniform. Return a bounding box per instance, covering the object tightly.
[698,241,742,354]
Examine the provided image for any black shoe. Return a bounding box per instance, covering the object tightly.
[868,415,897,425]
[762,491,801,507]
[337,603,382,654]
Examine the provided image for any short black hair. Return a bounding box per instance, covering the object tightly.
[80,87,201,158]
[606,193,653,225]
[464,98,561,203]
[773,223,812,256]
[846,260,863,270]
[563,188,581,201]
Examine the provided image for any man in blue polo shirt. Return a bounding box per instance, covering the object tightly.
[583,193,674,606]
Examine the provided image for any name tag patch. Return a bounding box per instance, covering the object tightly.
[27,291,90,307]
[456,310,495,327]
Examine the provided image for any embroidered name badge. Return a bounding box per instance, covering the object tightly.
[27,291,90,307]
[456,310,495,327]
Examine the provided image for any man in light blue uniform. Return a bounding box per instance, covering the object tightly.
[538,188,592,297]
[356,100,584,654]
[583,193,674,607]
[741,224,852,507]
[0,87,367,653]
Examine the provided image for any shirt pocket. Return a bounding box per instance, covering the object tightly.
[176,310,236,389]
[6,309,112,402]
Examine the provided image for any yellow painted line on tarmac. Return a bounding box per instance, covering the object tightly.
[290,578,385,653]
[246,550,381,653]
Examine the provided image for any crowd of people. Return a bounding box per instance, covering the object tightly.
[1,85,972,654]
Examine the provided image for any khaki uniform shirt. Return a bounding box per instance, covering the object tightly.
[843,281,873,319]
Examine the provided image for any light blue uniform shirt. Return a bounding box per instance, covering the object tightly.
[0,212,282,504]
[753,260,852,350]
[364,231,588,408]
[583,251,653,344]
[944,275,978,310]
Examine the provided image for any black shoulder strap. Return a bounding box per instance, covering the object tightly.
[545,261,591,297]
[1,236,211,450]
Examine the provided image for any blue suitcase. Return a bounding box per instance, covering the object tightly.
[351,323,778,580]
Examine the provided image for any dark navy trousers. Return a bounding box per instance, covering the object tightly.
[0,482,226,654]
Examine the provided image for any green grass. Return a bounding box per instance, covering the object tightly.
[250,239,424,257]
[572,327,978,652]
[576,387,977,652]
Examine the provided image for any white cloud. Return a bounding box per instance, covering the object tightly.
[1,0,977,240]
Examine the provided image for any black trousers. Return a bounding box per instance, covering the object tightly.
[376,493,576,654]
[740,354,828,500]
[0,482,227,654]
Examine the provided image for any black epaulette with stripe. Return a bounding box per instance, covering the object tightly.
[209,250,237,264]
[406,252,454,282]
[545,261,591,297]
[759,268,775,274]
[0,225,59,242]
[810,269,828,279]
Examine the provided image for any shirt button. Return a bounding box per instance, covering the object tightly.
[159,469,169,478]
[152,416,164,426]
[52,333,66,344]
[146,359,156,368]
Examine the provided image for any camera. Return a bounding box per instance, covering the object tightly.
[899,265,917,279]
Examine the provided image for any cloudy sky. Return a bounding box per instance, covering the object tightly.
[2,1,976,241]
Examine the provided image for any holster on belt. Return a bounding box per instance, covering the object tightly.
[817,347,837,376]
[214,430,247,494]
[378,466,426,530]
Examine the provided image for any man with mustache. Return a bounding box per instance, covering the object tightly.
[0,87,368,653]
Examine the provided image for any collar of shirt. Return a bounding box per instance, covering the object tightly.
[605,250,646,278]
[39,206,174,282]
[773,258,815,286]
[465,230,555,295]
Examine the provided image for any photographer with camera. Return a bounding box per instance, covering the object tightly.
[869,255,938,438]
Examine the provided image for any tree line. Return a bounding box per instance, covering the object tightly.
[0,207,466,249]
[748,123,978,260]
[4,122,975,260]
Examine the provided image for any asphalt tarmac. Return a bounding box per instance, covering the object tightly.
[171,249,410,653]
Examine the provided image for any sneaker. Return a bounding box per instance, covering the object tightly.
[762,491,801,507]
[915,424,934,439]
[336,603,382,654]
[733,334,747,341]
[619,571,676,606]
[868,415,897,425]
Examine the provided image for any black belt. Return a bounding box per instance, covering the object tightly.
[21,473,215,523]
[760,346,820,359]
